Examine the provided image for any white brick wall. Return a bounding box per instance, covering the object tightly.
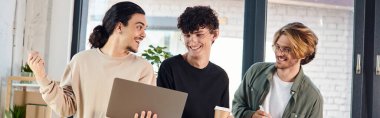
[110,0,245,38]
[106,0,353,117]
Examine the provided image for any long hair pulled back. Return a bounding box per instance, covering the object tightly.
[89,1,145,48]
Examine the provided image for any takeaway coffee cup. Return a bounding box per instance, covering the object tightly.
[214,106,230,118]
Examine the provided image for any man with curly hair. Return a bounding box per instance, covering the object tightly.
[157,6,230,118]
[232,22,323,118]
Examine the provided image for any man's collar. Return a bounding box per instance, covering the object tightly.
[266,64,305,93]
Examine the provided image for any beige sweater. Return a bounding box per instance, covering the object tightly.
[36,48,156,118]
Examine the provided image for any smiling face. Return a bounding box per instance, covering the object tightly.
[274,35,301,69]
[183,27,218,59]
[117,13,147,53]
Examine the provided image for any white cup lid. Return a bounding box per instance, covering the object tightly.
[214,106,230,112]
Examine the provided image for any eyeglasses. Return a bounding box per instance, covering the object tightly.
[272,44,293,55]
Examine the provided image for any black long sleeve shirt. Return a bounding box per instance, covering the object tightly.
[157,55,229,118]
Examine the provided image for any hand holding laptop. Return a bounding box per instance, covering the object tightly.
[134,111,158,118]
[107,78,187,118]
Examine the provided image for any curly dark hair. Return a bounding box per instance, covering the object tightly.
[177,6,219,34]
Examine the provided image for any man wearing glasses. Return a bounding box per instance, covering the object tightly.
[232,22,323,118]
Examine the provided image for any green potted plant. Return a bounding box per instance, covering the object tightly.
[142,45,172,72]
[4,105,26,118]
[20,63,34,84]
[21,63,33,77]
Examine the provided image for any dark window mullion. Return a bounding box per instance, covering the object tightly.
[71,0,88,59]
[352,0,366,117]
[352,0,380,117]
[242,0,267,76]
[371,0,380,117]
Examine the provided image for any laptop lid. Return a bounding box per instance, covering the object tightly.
[106,78,188,118]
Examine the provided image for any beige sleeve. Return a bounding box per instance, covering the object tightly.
[36,64,77,117]
[138,63,156,86]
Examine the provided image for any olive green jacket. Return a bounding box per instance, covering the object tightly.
[232,62,323,118]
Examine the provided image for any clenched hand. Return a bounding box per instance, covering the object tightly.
[27,51,47,80]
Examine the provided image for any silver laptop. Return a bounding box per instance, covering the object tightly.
[106,78,188,118]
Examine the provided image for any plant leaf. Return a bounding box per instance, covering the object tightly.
[149,45,154,48]
[147,49,154,54]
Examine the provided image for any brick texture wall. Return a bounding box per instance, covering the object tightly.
[109,0,245,38]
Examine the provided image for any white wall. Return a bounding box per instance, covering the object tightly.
[47,1,75,117]
[0,0,16,116]
[47,0,74,80]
